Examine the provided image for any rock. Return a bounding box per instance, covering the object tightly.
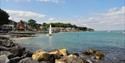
[82,49,105,60]
[0,37,15,47]
[19,57,39,63]
[59,48,67,56]
[48,49,59,55]
[0,55,9,63]
[82,49,96,55]
[3,40,15,47]
[86,60,93,63]
[9,45,26,57]
[66,54,84,63]
[48,48,67,56]
[32,49,49,61]
[0,51,12,56]
[55,59,66,63]
[39,61,50,63]
[21,51,32,58]
[8,49,32,59]
[94,51,104,60]
[0,46,9,51]
[47,54,61,63]
[8,57,23,63]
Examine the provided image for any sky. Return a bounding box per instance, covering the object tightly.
[0,0,125,30]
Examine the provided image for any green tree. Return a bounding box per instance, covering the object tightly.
[28,19,37,29]
[0,9,10,26]
[42,23,49,31]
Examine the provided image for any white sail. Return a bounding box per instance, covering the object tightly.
[49,25,52,36]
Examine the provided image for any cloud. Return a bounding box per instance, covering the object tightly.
[4,0,64,3]
[68,6,125,30]
[48,18,55,21]
[5,9,46,23]
[106,6,125,16]
[39,6,125,30]
[45,17,70,23]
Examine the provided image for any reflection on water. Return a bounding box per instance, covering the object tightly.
[48,36,52,48]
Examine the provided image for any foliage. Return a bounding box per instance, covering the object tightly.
[42,23,49,31]
[0,9,10,26]
[41,22,94,31]
[28,19,38,29]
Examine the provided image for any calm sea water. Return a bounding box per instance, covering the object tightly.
[13,31,125,50]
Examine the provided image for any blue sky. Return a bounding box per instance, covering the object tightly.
[0,0,125,30]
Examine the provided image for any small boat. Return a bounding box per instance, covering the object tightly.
[49,24,52,36]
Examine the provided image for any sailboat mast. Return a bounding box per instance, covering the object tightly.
[49,25,52,35]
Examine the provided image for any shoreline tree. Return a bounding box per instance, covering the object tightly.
[28,19,39,31]
[0,9,10,26]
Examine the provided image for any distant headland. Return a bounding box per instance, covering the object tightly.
[0,9,94,34]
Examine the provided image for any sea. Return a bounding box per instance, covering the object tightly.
[10,30,125,63]
[13,30,125,50]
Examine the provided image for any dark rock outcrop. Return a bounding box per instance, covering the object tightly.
[0,37,32,63]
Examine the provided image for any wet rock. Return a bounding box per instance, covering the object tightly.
[66,54,84,63]
[82,49,96,55]
[94,51,104,60]
[39,61,51,63]
[47,54,61,63]
[0,37,15,47]
[56,54,85,63]
[21,51,32,58]
[0,51,12,56]
[71,52,79,57]
[9,45,26,57]
[55,59,66,63]
[48,49,59,55]
[59,48,67,56]
[8,57,23,63]
[82,49,105,60]
[32,49,48,61]
[86,60,93,63]
[0,55,9,63]
[19,57,39,63]
[0,46,9,51]
[48,48,67,56]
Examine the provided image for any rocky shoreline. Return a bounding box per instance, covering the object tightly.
[0,36,125,63]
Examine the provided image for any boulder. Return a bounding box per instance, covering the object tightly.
[48,48,67,56]
[55,54,85,63]
[39,61,51,63]
[55,59,66,63]
[48,49,59,55]
[8,57,23,63]
[9,45,26,57]
[0,51,12,56]
[46,54,61,63]
[0,37,15,47]
[21,51,32,58]
[82,49,96,55]
[94,51,104,60]
[0,46,9,51]
[66,54,84,63]
[19,57,39,63]
[59,48,67,56]
[32,49,49,61]
[0,55,9,63]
